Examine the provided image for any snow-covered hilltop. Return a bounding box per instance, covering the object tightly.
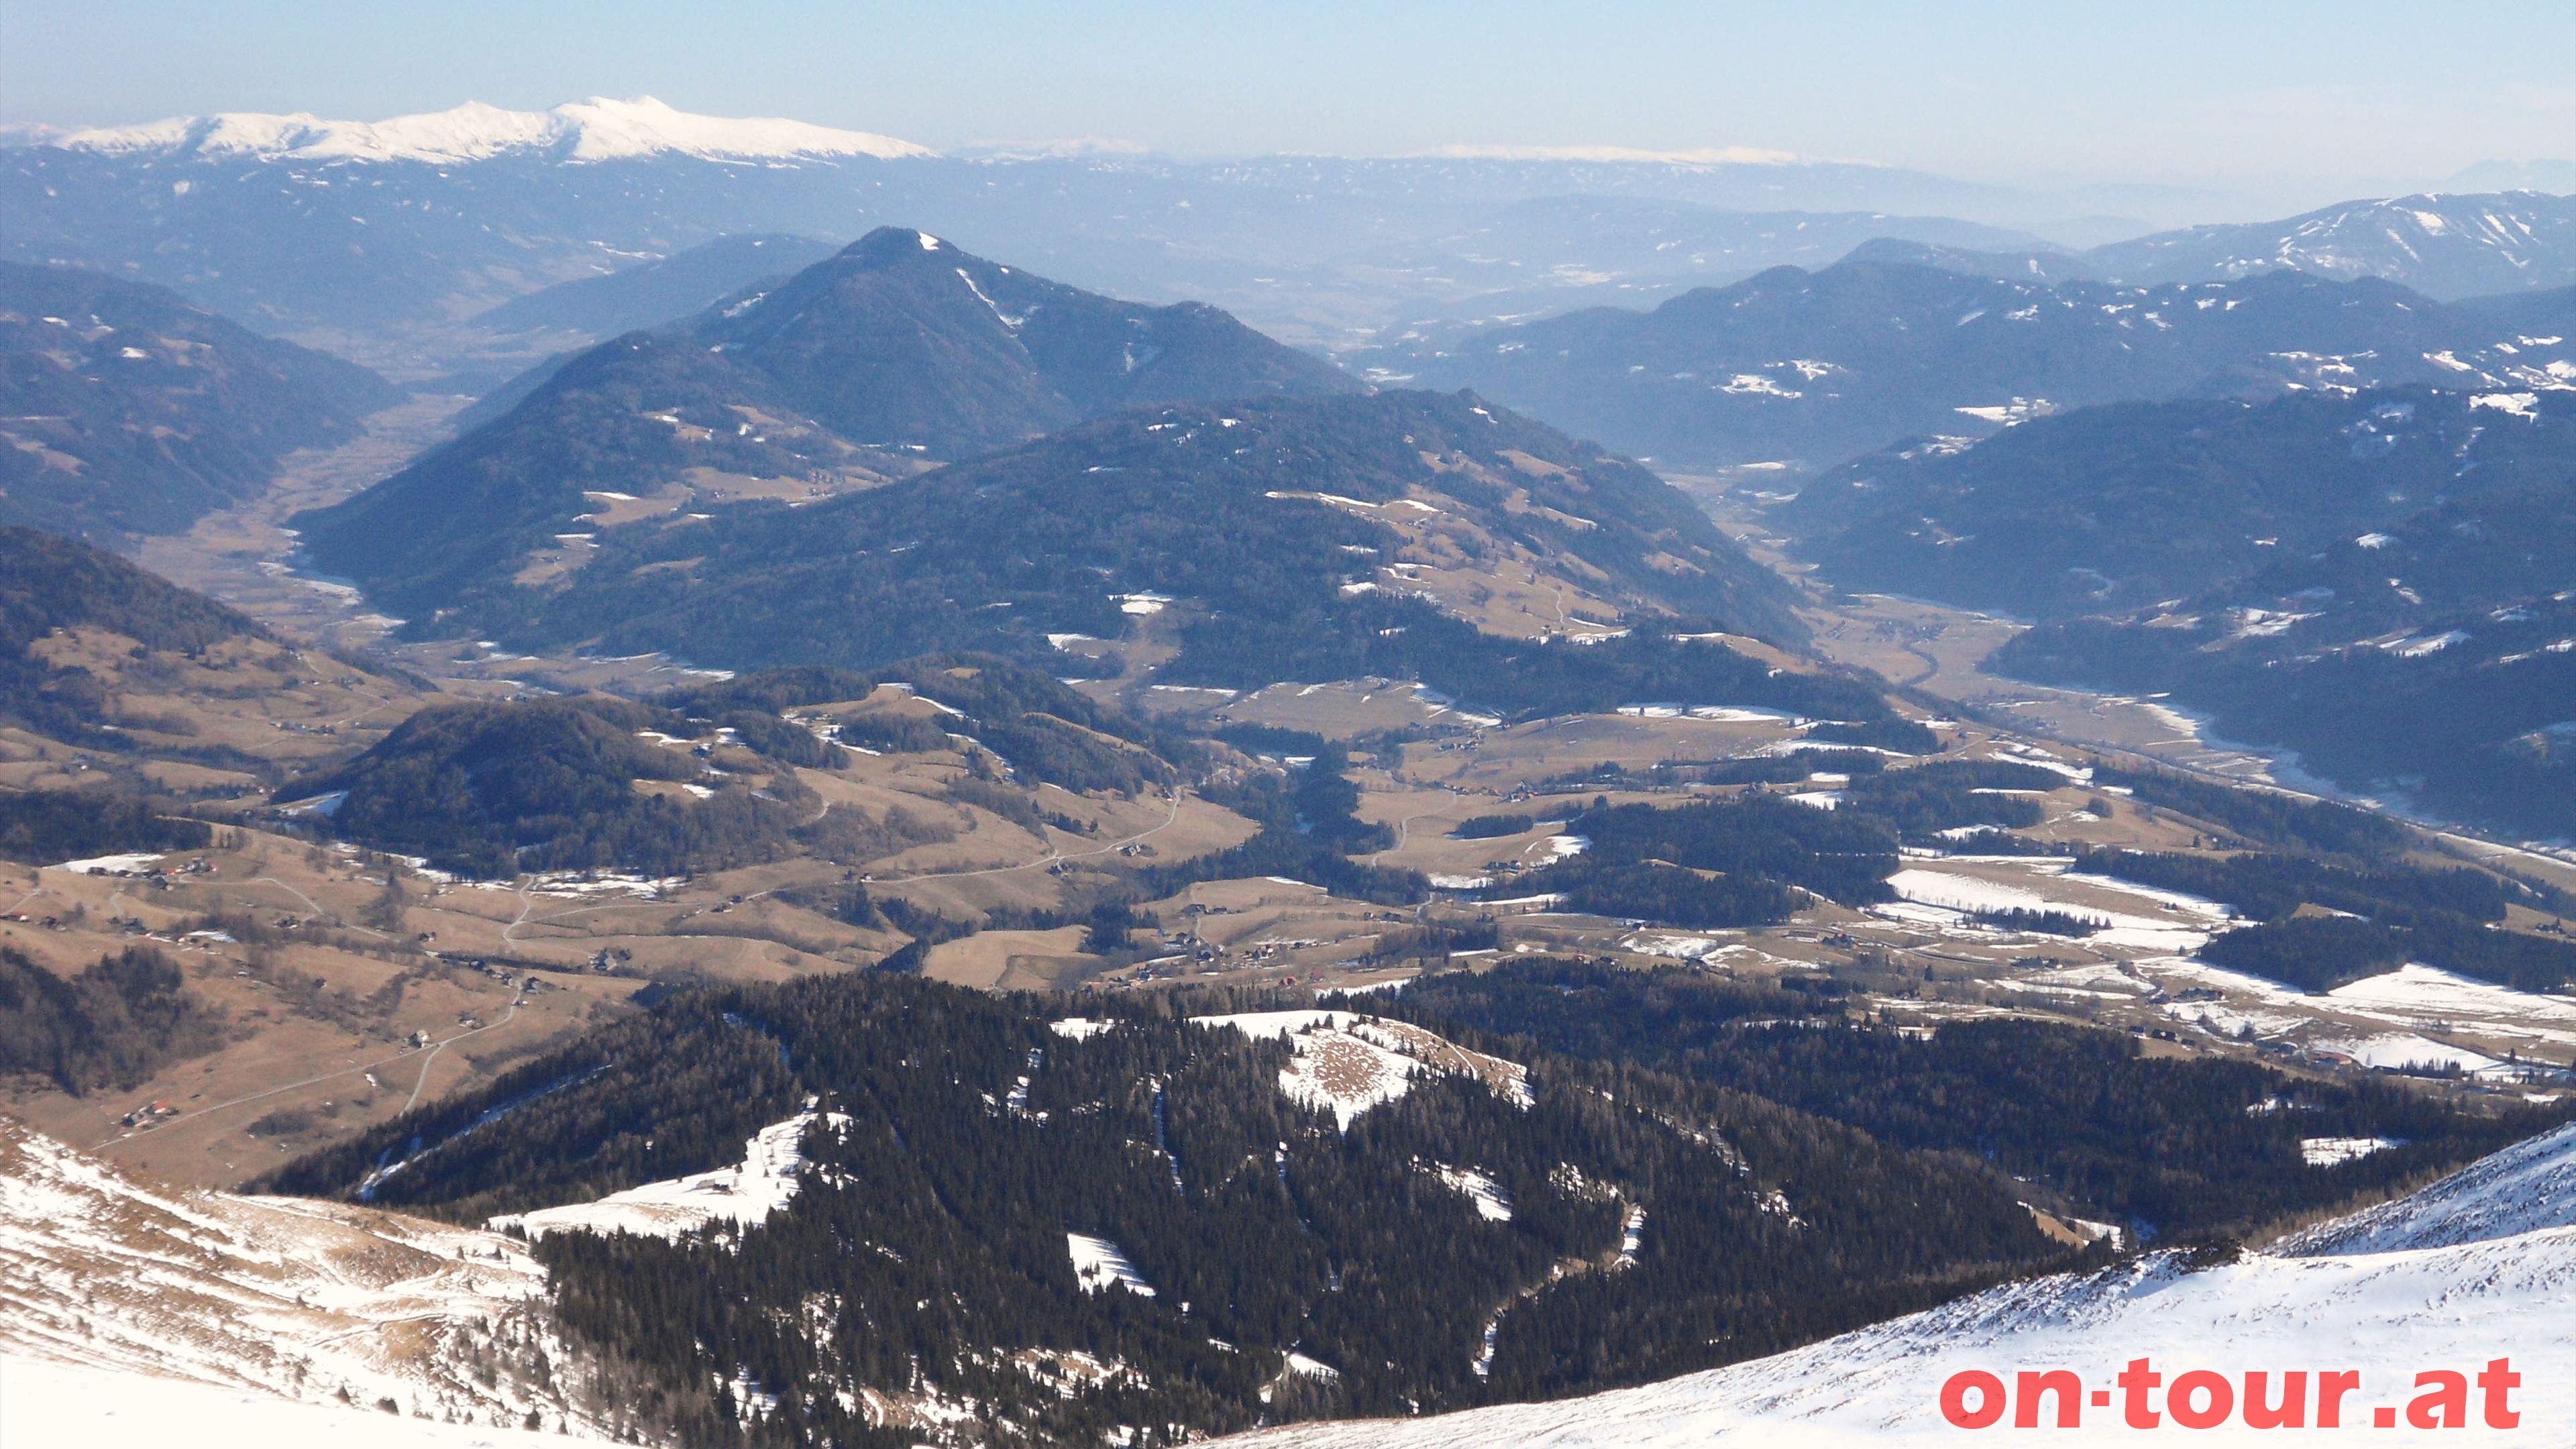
[50,95,932,165]
[1223,1123,2576,1446]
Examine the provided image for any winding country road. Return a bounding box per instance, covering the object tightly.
[92,997,525,1151]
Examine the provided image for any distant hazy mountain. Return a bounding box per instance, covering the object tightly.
[1328,196,2061,333]
[0,262,399,538]
[0,97,2184,364]
[2447,159,2576,195]
[2088,191,2576,301]
[9,97,2565,373]
[1387,256,2572,468]
[1782,387,2576,837]
[294,228,1359,616]
[470,232,839,339]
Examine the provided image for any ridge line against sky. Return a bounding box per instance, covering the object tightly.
[1,1,2571,216]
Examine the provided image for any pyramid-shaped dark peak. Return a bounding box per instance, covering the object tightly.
[837,226,971,269]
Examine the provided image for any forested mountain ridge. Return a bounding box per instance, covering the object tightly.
[258,963,2563,1446]
[1782,386,2576,621]
[1,524,264,746]
[1379,255,2573,468]
[382,388,1870,724]
[0,261,401,539]
[282,694,820,879]
[291,227,1356,616]
[1776,385,2576,837]
[263,967,2080,1444]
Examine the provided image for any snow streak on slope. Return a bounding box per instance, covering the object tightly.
[56,95,931,164]
[488,1108,843,1241]
[0,1118,619,1439]
[1067,1232,1157,1296]
[1225,1124,2576,1446]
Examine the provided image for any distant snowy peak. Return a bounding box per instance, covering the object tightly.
[52,95,934,165]
[2092,190,2576,299]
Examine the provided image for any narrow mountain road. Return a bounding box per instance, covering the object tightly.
[877,789,1184,883]
[401,998,523,1113]
[92,999,523,1150]
[245,875,389,938]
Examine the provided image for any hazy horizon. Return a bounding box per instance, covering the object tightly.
[5,1,2571,224]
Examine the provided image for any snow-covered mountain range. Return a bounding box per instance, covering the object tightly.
[1224,1122,2576,1446]
[51,95,932,165]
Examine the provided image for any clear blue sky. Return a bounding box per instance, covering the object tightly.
[4,1,2568,201]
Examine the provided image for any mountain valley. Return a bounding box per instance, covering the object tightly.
[1,89,2572,1449]
[1,262,401,539]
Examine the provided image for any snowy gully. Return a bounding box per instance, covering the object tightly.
[1940,1358,2524,1430]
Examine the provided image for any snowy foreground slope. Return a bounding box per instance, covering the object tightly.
[0,1116,631,1444]
[1228,1123,2576,1447]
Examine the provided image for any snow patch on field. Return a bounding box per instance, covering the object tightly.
[1192,1012,1531,1126]
[1882,865,2226,950]
[1434,1165,1514,1222]
[2311,1033,2505,1077]
[2324,964,2576,1046]
[47,852,167,874]
[2300,1136,2401,1167]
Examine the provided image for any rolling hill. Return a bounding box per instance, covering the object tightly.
[1383,255,2574,469]
[0,262,400,538]
[338,387,1878,727]
[1,524,268,747]
[0,527,437,863]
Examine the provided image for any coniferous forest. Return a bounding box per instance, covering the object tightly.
[260,961,2563,1447]
[266,968,2090,1445]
